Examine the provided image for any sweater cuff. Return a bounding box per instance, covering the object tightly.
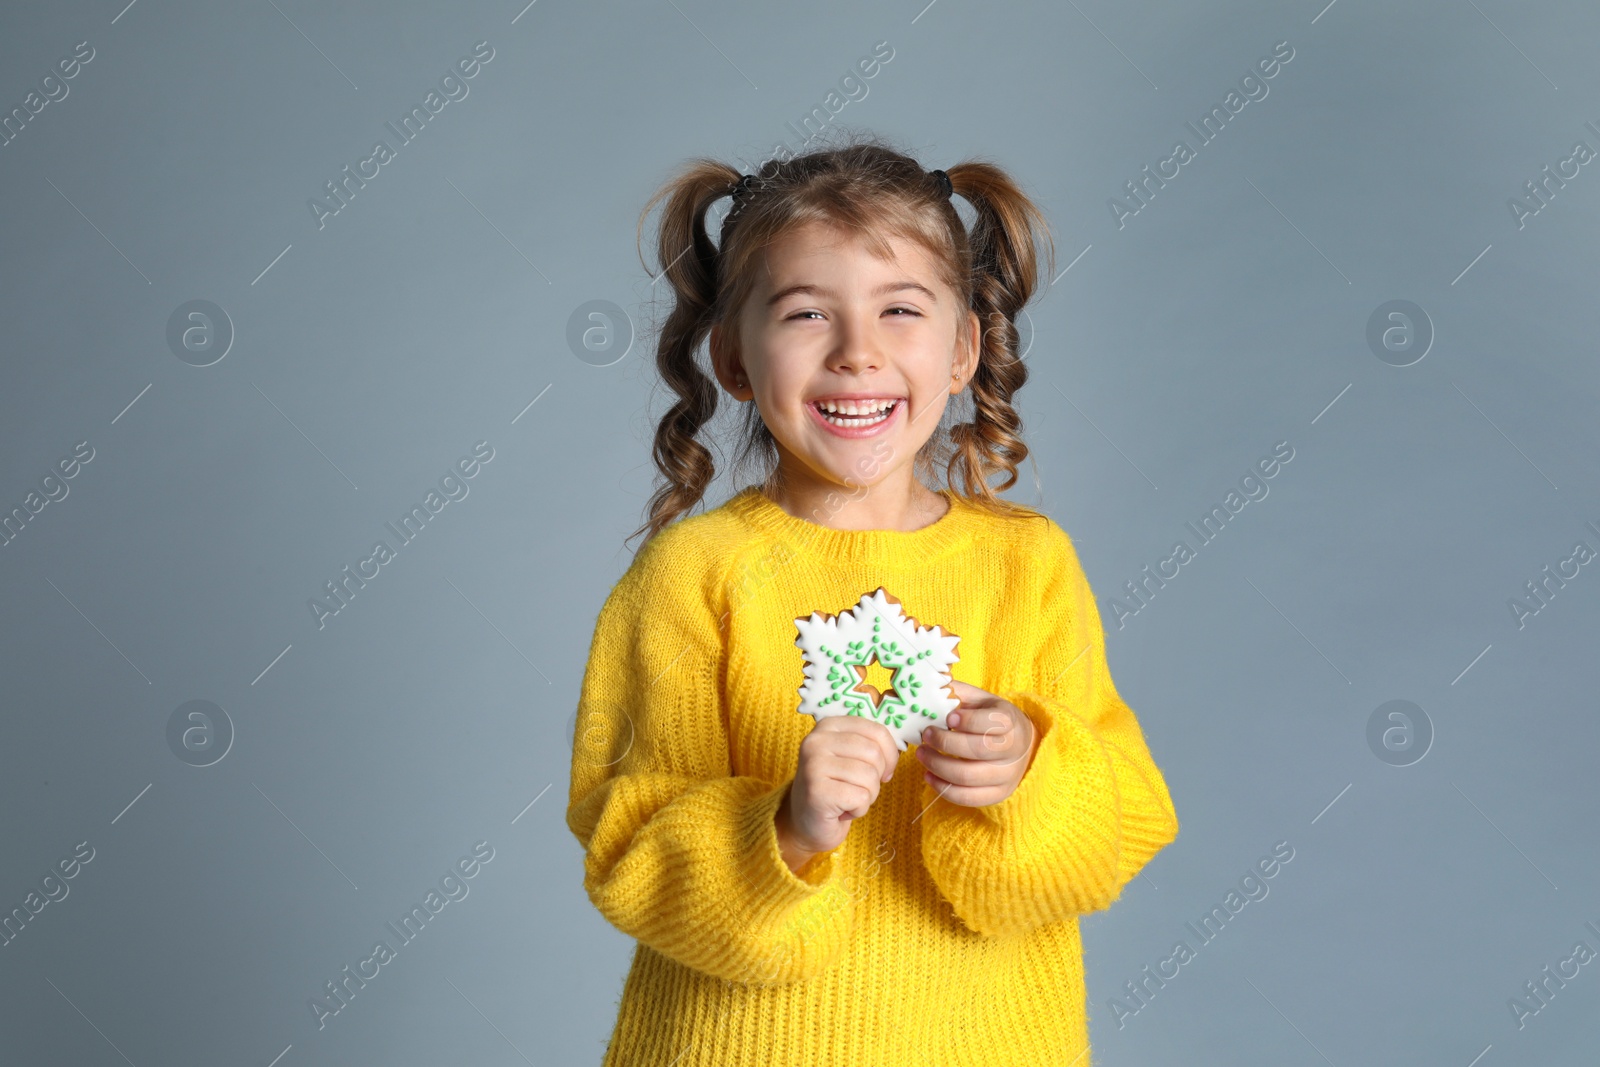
[725,783,853,984]
[741,781,850,901]
[976,691,1105,838]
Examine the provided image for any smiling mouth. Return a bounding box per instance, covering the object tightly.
[811,399,901,427]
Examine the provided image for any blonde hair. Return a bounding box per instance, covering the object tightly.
[628,130,1056,551]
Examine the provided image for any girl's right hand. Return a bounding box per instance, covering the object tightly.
[778,715,901,859]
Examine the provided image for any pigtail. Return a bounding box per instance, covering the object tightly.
[625,161,744,552]
[936,163,1056,518]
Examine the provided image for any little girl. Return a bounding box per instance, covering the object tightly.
[566,135,1179,1067]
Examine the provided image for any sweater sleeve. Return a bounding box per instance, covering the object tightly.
[565,546,858,986]
[919,521,1180,938]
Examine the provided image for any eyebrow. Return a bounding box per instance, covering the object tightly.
[764,281,939,307]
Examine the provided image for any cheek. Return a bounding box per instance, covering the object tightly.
[757,359,810,403]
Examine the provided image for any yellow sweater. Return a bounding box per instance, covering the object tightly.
[566,486,1180,1066]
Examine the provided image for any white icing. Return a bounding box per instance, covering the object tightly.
[793,587,961,752]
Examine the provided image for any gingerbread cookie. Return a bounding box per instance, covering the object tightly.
[793,587,961,752]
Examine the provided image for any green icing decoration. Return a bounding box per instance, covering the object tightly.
[813,618,941,730]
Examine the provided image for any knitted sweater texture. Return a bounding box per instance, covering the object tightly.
[566,486,1180,1066]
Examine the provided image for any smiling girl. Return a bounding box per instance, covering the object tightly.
[566,135,1180,1067]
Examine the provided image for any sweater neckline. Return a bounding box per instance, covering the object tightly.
[724,484,979,564]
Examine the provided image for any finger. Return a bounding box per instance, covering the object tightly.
[921,769,1008,808]
[943,683,997,737]
[922,711,1019,761]
[844,726,908,783]
[872,720,901,781]
[918,749,1008,789]
[964,707,1022,757]
[831,715,901,781]
[824,728,897,782]
[825,776,876,821]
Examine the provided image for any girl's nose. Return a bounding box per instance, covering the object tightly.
[827,329,882,373]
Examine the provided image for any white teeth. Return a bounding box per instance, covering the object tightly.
[815,398,897,416]
[815,399,896,428]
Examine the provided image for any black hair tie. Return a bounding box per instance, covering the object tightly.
[723,173,758,228]
[725,167,951,230]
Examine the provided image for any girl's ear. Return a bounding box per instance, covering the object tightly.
[708,323,749,397]
[708,321,728,377]
[955,310,982,387]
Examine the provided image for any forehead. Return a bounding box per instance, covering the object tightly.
[754,221,939,287]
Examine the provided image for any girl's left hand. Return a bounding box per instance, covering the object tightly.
[915,680,1040,807]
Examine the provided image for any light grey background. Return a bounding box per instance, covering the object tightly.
[2,0,1597,1064]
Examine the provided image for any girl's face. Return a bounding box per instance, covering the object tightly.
[711,220,980,504]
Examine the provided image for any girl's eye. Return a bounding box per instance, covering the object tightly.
[786,307,921,320]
